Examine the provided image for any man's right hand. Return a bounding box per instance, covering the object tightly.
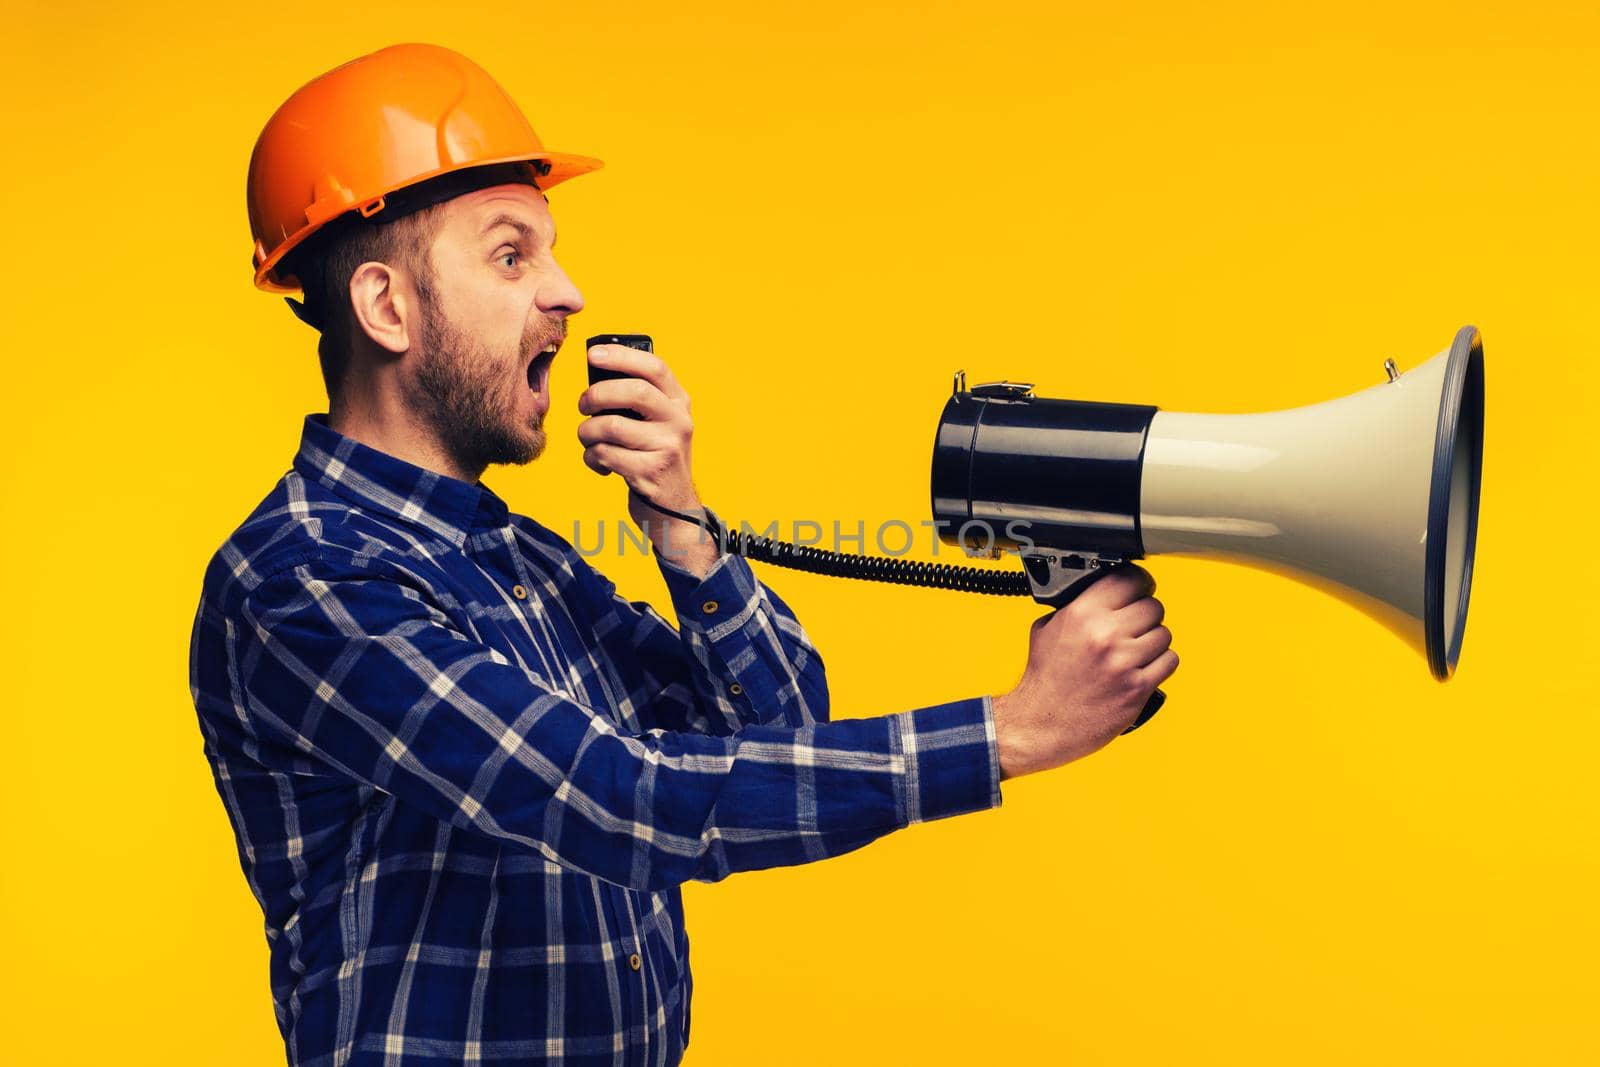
[991,563,1178,780]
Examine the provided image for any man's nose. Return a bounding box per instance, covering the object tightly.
[537,261,585,318]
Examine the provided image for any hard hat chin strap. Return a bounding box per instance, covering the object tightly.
[285,296,323,331]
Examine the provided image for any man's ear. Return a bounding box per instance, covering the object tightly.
[348,261,412,355]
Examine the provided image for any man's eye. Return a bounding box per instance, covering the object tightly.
[499,250,520,268]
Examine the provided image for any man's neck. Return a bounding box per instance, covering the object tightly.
[328,401,484,486]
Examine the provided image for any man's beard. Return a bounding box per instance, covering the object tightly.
[401,285,547,476]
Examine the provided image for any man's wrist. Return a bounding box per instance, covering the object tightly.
[991,689,1029,782]
[654,529,721,580]
[650,509,723,581]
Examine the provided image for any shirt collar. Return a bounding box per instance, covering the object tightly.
[292,414,510,547]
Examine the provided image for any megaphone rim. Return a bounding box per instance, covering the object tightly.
[1424,325,1486,681]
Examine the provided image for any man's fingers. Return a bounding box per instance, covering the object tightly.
[582,444,615,476]
[587,344,687,403]
[583,441,673,487]
[1077,563,1156,613]
[1115,595,1165,635]
[1126,625,1173,668]
[577,412,664,452]
[579,377,679,422]
[1136,648,1180,686]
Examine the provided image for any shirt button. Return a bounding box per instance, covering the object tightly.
[728,682,744,696]
[512,584,528,600]
[628,953,642,971]
[701,599,718,615]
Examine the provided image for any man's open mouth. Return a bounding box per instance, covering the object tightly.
[528,339,560,392]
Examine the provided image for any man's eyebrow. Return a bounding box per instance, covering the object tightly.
[478,213,557,247]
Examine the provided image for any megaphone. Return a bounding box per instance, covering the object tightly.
[930,325,1486,704]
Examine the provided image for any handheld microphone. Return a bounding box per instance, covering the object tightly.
[584,333,652,421]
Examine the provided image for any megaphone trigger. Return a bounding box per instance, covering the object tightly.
[1019,551,1130,607]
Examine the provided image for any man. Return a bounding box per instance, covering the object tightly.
[190,43,1178,1066]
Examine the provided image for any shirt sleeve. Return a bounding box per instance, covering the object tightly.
[232,551,1003,893]
[581,508,829,737]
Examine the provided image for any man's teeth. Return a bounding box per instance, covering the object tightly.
[528,344,559,389]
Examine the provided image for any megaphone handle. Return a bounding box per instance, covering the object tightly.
[1032,562,1166,735]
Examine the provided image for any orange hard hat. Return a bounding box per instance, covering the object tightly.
[247,43,603,293]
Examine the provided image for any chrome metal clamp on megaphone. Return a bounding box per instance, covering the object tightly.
[930,325,1486,730]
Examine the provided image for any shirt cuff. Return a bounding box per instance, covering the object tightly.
[889,694,1004,825]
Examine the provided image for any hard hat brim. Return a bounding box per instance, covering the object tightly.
[255,150,603,294]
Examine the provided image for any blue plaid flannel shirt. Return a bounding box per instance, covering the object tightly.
[189,414,1003,1065]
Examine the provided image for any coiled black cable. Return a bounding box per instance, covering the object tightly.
[632,490,1033,598]
[726,527,1031,595]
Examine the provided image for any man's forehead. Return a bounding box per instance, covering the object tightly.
[445,184,555,236]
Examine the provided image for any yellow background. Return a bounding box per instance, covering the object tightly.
[2,1,1595,1063]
